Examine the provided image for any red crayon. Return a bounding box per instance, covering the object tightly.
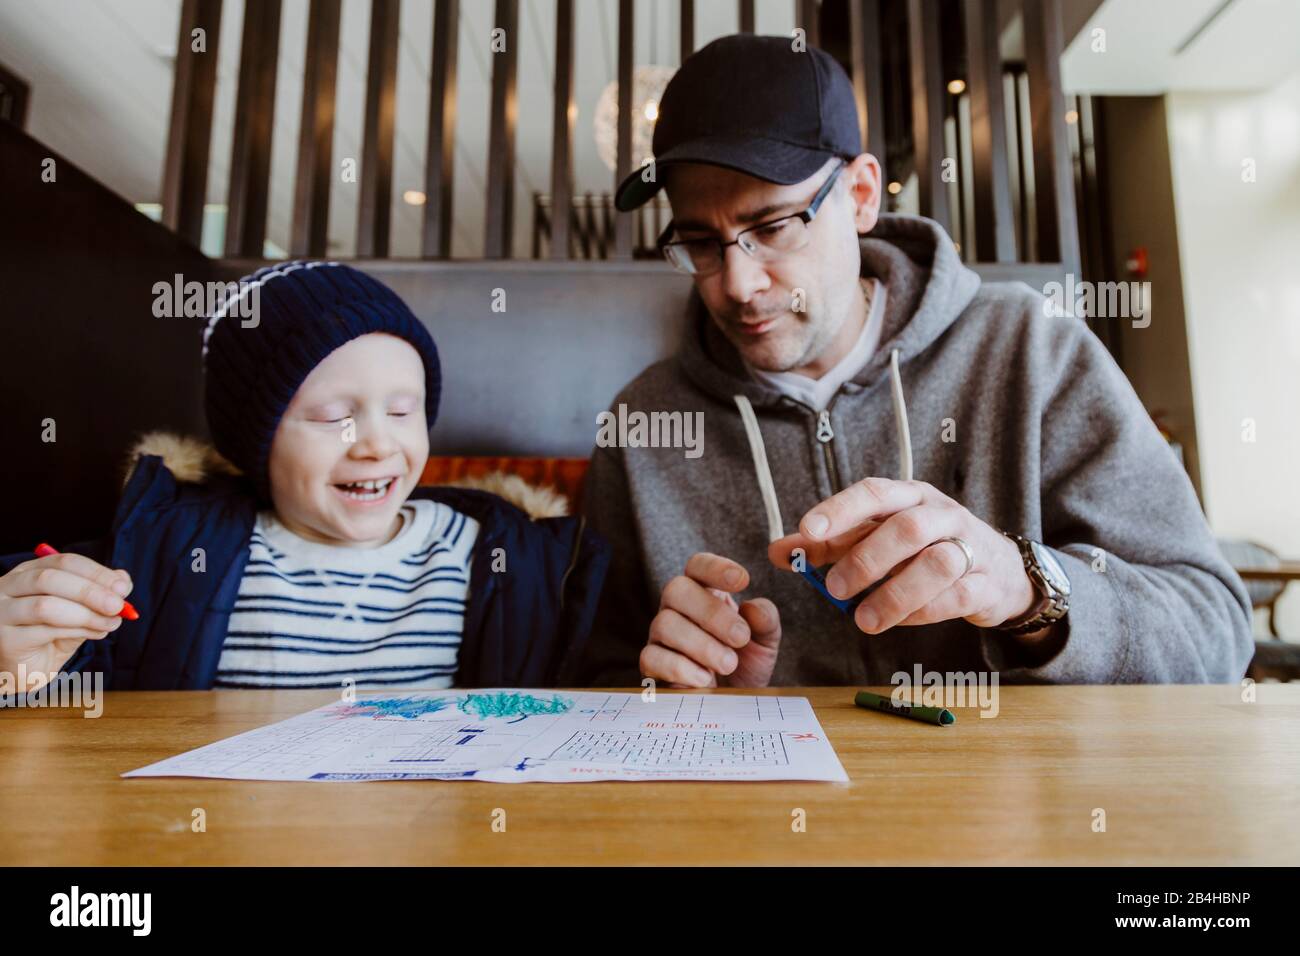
[33,542,140,621]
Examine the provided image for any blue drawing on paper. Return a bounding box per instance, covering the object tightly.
[338,691,574,721]
[341,696,454,719]
[457,692,573,720]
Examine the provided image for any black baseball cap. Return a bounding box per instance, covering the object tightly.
[614,34,863,212]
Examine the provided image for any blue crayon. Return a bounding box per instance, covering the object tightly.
[794,558,874,615]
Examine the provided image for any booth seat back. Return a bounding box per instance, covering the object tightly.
[347,261,695,458]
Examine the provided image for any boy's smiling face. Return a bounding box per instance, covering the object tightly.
[267,333,430,548]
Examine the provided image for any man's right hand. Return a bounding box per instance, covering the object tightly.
[0,553,131,694]
[641,552,781,688]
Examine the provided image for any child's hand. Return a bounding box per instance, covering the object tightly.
[0,553,132,693]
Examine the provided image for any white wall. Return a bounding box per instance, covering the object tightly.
[1167,71,1300,636]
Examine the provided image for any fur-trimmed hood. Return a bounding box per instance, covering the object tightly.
[125,431,570,520]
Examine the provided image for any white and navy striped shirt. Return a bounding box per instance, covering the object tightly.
[214,500,479,690]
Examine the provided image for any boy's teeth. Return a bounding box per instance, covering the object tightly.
[337,477,393,499]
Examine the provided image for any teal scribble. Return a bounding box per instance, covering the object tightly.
[457,692,574,720]
[343,697,452,719]
[339,692,574,721]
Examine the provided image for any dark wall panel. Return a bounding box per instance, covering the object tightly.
[0,122,214,553]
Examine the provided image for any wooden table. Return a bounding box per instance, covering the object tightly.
[1236,562,1300,582]
[3,686,1298,866]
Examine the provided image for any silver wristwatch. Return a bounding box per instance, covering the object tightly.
[997,532,1071,634]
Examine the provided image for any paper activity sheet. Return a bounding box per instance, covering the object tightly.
[123,690,848,783]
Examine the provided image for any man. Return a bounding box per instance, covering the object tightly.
[578,34,1252,687]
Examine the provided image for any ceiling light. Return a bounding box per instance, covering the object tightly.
[594,66,676,172]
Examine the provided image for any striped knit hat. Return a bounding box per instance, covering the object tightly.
[201,261,441,502]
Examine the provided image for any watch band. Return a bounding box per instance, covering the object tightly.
[997,533,1070,634]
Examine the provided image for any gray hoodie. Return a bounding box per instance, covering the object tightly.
[577,213,1253,686]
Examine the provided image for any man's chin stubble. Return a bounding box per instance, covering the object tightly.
[739,340,808,373]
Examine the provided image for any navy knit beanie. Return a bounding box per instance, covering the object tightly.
[201,261,441,501]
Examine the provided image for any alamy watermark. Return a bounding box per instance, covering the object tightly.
[0,667,104,717]
[891,665,999,718]
[50,886,150,935]
[152,274,261,328]
[1042,274,1151,329]
[596,403,704,459]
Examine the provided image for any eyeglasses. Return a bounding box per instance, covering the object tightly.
[657,160,846,277]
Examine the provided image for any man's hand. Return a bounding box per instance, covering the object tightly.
[641,552,782,688]
[768,477,1039,636]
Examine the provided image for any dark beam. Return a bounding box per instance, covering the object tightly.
[0,60,30,127]
[1012,70,1029,255]
[963,0,1015,262]
[907,0,950,231]
[291,0,341,258]
[1023,0,1081,272]
[422,0,459,258]
[798,0,820,49]
[484,0,519,259]
[161,0,223,248]
[739,0,755,33]
[580,192,594,259]
[357,0,399,258]
[680,0,693,64]
[224,0,281,258]
[531,192,544,258]
[849,0,884,157]
[613,0,634,259]
[1081,95,1112,287]
[549,0,575,259]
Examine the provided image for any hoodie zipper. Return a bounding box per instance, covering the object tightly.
[816,410,842,493]
[787,397,845,494]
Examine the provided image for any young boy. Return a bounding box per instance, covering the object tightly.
[0,262,609,694]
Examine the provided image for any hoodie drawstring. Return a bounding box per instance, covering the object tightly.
[734,347,913,544]
[734,390,785,543]
[889,347,914,484]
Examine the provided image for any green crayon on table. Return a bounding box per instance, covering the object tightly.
[854,690,955,726]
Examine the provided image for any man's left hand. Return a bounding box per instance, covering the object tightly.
[768,477,1040,635]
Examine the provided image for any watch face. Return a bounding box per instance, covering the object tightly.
[1031,542,1071,597]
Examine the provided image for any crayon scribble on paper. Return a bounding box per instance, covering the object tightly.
[457,692,574,720]
[339,697,453,719]
[336,692,574,721]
